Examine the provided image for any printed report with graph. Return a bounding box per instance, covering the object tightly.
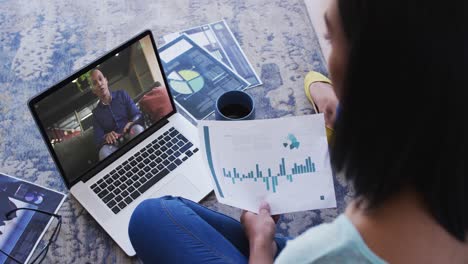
[198,114,337,215]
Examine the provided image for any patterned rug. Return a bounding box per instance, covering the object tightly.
[0,0,352,262]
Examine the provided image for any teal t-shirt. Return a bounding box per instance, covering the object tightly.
[275,214,387,264]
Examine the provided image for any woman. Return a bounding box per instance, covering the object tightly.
[128,0,468,262]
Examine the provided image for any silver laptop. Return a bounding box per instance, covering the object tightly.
[28,30,212,256]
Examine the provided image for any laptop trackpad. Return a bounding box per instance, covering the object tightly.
[151,174,201,199]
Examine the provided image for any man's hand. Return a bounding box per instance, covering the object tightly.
[104,131,120,145]
[241,202,277,264]
[123,122,134,134]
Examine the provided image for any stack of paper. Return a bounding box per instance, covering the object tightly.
[158,21,262,121]
[0,173,65,264]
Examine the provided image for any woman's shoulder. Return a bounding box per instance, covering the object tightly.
[275,214,386,264]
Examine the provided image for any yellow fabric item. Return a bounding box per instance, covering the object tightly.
[304,71,334,142]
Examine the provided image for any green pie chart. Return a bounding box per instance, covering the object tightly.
[168,70,205,95]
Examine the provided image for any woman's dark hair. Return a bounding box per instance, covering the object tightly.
[331,0,467,241]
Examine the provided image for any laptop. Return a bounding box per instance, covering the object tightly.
[28,30,213,256]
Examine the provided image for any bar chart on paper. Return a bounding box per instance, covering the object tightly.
[199,115,337,215]
[222,157,317,193]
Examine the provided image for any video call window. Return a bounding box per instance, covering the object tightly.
[34,36,173,183]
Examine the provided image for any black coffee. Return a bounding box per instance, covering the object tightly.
[220,104,251,119]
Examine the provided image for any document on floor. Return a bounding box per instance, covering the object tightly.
[158,34,250,121]
[162,20,262,88]
[0,172,65,264]
[198,114,337,215]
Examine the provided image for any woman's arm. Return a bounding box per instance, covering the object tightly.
[248,238,276,264]
[241,202,278,264]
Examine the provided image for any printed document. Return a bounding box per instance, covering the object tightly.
[162,20,262,88]
[198,114,337,214]
[159,34,250,121]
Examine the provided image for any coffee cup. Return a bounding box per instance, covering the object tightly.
[215,90,255,121]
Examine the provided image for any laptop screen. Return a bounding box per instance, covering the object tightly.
[29,31,175,187]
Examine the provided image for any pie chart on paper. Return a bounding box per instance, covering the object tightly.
[168,69,205,95]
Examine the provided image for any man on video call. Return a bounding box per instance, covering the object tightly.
[91,69,144,160]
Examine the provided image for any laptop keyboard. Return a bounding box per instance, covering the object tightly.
[90,127,199,214]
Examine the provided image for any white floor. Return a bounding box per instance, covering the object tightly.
[304,0,331,64]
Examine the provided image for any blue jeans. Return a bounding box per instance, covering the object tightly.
[128,196,288,263]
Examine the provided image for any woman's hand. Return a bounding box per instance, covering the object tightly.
[241,202,277,264]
